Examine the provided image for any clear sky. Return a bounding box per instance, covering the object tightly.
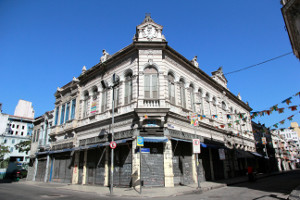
[0,0,299,129]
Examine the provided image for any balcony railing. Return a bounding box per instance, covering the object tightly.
[143,99,160,107]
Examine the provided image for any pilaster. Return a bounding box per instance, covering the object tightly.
[163,139,174,187]
[82,149,87,184]
[72,151,79,184]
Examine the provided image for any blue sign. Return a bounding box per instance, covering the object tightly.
[140,148,150,153]
[137,136,144,146]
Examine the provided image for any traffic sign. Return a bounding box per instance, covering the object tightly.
[137,136,144,146]
[110,141,117,149]
[193,139,201,154]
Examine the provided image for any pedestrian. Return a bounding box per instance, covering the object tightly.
[247,166,255,182]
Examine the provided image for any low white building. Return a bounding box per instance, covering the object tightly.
[0,101,34,164]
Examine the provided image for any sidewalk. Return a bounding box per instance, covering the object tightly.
[22,181,226,198]
[19,171,297,198]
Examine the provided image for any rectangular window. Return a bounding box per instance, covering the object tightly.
[71,99,76,120]
[144,74,158,99]
[36,129,40,142]
[124,79,132,105]
[22,126,24,130]
[60,104,65,124]
[101,91,107,112]
[16,131,18,135]
[54,107,59,125]
[83,98,89,118]
[113,88,119,108]
[17,125,19,129]
[12,124,15,128]
[65,102,70,122]
[21,132,23,136]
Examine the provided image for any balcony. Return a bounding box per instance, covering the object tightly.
[143,99,160,107]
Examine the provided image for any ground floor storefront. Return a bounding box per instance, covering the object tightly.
[30,128,261,187]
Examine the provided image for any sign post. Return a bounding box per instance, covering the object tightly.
[192,139,201,189]
[137,136,144,194]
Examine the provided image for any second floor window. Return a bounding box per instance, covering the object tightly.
[54,107,59,125]
[101,89,107,112]
[71,99,76,120]
[179,79,186,108]
[168,74,175,104]
[83,92,89,118]
[60,104,65,125]
[144,66,158,99]
[124,73,133,105]
[65,102,70,122]
[189,86,195,112]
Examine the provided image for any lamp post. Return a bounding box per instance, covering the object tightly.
[101,73,119,195]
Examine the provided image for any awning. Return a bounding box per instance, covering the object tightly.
[171,137,191,143]
[236,150,255,158]
[144,136,168,143]
[36,138,133,155]
[250,152,263,157]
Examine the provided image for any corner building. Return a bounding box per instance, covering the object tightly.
[39,16,256,187]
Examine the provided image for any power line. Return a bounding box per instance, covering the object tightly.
[224,52,293,75]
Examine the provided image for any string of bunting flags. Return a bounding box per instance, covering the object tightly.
[188,112,249,132]
[250,91,300,129]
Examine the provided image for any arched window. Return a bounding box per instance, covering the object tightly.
[83,91,89,117]
[189,84,195,112]
[197,88,203,114]
[205,92,210,102]
[179,79,186,108]
[144,66,158,99]
[92,87,98,100]
[212,97,217,106]
[222,101,227,110]
[124,72,133,104]
[168,73,175,104]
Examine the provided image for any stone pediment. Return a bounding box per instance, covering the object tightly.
[211,67,228,89]
[135,14,165,42]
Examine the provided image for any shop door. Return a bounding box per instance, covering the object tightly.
[87,148,106,185]
[113,144,132,187]
[141,143,164,187]
[52,153,73,183]
[172,141,193,185]
[35,158,47,182]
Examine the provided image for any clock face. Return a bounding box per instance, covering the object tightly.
[143,25,157,40]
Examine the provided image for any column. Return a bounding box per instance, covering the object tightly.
[72,151,79,184]
[82,149,87,185]
[131,138,140,189]
[33,157,38,181]
[44,154,50,182]
[104,146,109,186]
[209,148,215,181]
[164,139,174,187]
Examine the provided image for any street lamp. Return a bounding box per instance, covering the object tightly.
[192,102,201,189]
[101,73,120,195]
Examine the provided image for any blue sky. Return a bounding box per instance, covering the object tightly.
[0,0,299,129]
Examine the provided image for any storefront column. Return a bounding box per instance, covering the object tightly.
[209,148,215,181]
[104,146,109,186]
[72,151,79,184]
[82,149,88,185]
[44,154,50,182]
[163,139,174,187]
[131,138,140,189]
[33,157,38,181]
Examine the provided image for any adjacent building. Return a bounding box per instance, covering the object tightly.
[27,111,53,181]
[32,15,256,187]
[281,0,300,60]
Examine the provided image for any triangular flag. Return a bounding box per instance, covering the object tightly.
[145,115,148,119]
[279,120,285,124]
[278,108,284,114]
[228,123,232,127]
[227,114,231,119]
[288,105,297,111]
[282,97,292,105]
[220,125,225,128]
[270,104,278,111]
[294,91,300,97]
[287,115,294,121]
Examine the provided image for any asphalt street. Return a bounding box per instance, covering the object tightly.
[0,170,299,200]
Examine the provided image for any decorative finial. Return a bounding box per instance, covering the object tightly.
[191,56,199,68]
[100,49,110,63]
[82,66,87,74]
[72,77,79,82]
